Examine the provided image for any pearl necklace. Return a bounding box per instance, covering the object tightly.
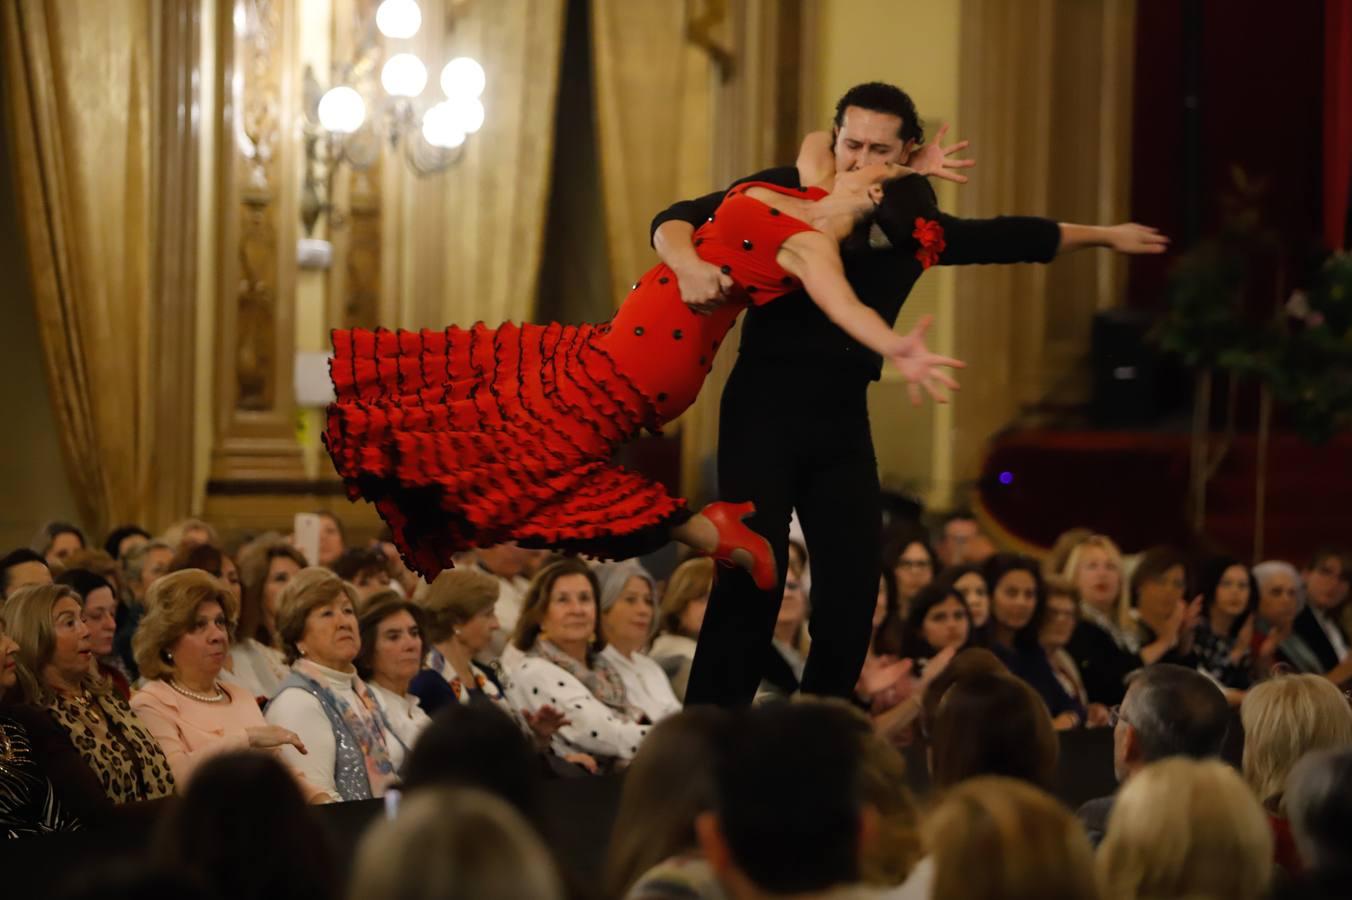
[168,679,228,703]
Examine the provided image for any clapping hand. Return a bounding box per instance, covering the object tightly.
[889,315,966,406]
[523,705,570,743]
[905,124,976,184]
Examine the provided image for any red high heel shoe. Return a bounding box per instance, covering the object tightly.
[700,501,778,592]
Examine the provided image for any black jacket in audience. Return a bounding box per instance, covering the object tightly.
[1291,606,1345,673]
[1065,621,1140,706]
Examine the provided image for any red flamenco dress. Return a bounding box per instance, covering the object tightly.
[325,182,831,578]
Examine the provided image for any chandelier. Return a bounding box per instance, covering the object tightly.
[301,0,485,233]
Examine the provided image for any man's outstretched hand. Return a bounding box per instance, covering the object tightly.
[905,123,976,184]
[888,314,965,406]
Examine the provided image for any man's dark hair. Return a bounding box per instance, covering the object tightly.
[1,548,48,596]
[942,508,977,529]
[1122,664,1229,762]
[713,703,867,894]
[1305,545,1349,575]
[1128,545,1189,606]
[833,81,924,144]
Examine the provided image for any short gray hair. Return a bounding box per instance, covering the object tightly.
[1252,559,1304,609]
[1122,664,1229,763]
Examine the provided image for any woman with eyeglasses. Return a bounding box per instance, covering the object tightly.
[884,530,935,620]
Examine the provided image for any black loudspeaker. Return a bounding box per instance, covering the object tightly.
[1090,309,1161,427]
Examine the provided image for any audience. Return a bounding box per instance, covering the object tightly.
[1251,560,1311,677]
[160,518,219,550]
[933,509,980,568]
[354,591,431,766]
[264,568,399,800]
[231,537,306,700]
[475,542,533,660]
[1098,757,1273,900]
[696,702,874,900]
[1063,535,1159,705]
[312,511,346,568]
[1039,576,1107,725]
[1293,546,1352,682]
[1125,545,1199,667]
[1,548,52,601]
[348,787,565,900]
[1281,747,1352,897]
[607,708,733,899]
[760,551,810,700]
[1193,556,1258,696]
[115,539,174,676]
[917,776,1098,900]
[54,568,130,698]
[5,583,175,803]
[884,530,935,618]
[0,611,81,836]
[927,669,1060,791]
[506,558,651,770]
[934,563,989,633]
[33,521,87,569]
[102,525,150,561]
[598,561,682,724]
[166,541,242,608]
[129,570,321,798]
[854,569,914,715]
[982,553,1083,728]
[330,547,393,602]
[648,557,713,702]
[400,701,541,815]
[153,752,337,900]
[1240,673,1352,874]
[1076,663,1231,845]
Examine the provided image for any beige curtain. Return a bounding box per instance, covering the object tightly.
[2,0,168,537]
[590,0,713,308]
[385,0,567,329]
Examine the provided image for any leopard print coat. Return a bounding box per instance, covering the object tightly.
[46,691,174,804]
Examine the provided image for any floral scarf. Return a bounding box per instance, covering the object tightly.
[531,639,644,722]
[425,647,503,704]
[292,659,398,795]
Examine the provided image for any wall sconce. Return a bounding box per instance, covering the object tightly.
[299,0,486,237]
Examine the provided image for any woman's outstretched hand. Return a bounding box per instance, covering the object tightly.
[1106,223,1170,254]
[905,123,976,184]
[888,314,965,406]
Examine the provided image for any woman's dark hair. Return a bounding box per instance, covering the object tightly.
[102,525,150,560]
[54,568,115,605]
[898,584,970,660]
[167,542,226,578]
[873,565,904,656]
[153,752,336,900]
[605,708,734,898]
[935,563,989,646]
[929,671,1059,791]
[1197,556,1258,637]
[331,546,389,583]
[981,553,1046,651]
[833,81,924,144]
[882,524,935,577]
[1129,546,1189,606]
[33,521,86,555]
[401,702,540,818]
[511,557,605,654]
[354,592,426,682]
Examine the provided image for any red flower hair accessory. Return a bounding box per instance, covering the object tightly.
[913,218,946,270]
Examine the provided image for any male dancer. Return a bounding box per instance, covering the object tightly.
[652,82,1166,705]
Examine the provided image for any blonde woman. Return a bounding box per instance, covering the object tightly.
[128,570,325,799]
[348,787,564,900]
[1098,757,1273,900]
[5,583,175,804]
[1062,535,1178,705]
[1241,674,1352,872]
[920,775,1097,900]
[649,557,714,702]
[264,568,400,801]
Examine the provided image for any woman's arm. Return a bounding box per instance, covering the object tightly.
[129,691,250,788]
[509,659,650,761]
[779,232,964,403]
[796,130,835,188]
[265,690,337,798]
[1057,223,1169,256]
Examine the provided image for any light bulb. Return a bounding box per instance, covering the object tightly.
[381,53,427,98]
[446,96,485,134]
[375,0,421,39]
[440,56,486,100]
[317,86,366,134]
[422,102,465,149]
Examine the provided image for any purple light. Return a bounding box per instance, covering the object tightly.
[998,471,1014,485]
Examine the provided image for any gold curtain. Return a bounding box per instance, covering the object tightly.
[2,0,184,537]
[384,0,567,329]
[590,0,713,308]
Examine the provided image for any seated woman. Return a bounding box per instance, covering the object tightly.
[505,558,651,769]
[647,557,713,702]
[324,155,974,590]
[4,583,175,804]
[53,568,129,700]
[1193,556,1258,698]
[982,553,1083,729]
[758,552,811,700]
[935,563,990,638]
[1125,546,1200,667]
[0,611,81,837]
[597,562,682,724]
[354,592,431,766]
[264,568,400,800]
[166,541,243,611]
[855,568,909,710]
[883,528,937,620]
[332,547,394,604]
[1039,577,1109,727]
[1252,560,1321,677]
[114,539,174,678]
[231,537,306,701]
[128,570,323,799]
[859,583,968,719]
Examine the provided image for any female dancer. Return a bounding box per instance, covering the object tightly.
[325,162,963,586]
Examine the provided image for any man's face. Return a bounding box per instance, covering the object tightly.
[832,106,909,173]
[1304,555,1346,611]
[1113,687,1137,782]
[940,519,979,565]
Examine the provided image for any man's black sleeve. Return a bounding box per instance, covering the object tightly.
[648,165,800,246]
[883,175,1062,266]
